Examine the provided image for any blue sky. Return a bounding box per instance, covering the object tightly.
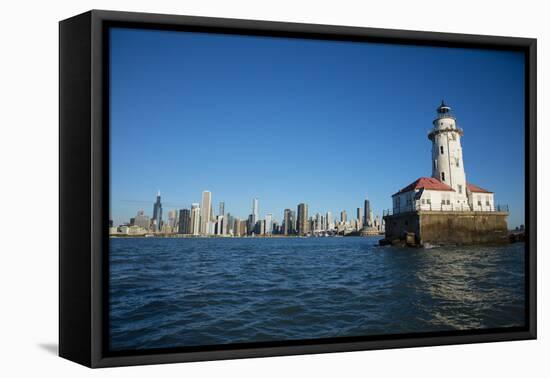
[109,27,525,228]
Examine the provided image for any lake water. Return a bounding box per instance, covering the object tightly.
[109,237,525,351]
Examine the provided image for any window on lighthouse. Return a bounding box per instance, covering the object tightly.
[441,172,445,181]
[440,146,444,155]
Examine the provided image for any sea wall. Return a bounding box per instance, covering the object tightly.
[383,211,509,245]
[384,212,421,242]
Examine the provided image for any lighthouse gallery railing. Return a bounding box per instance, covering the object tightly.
[383,203,509,216]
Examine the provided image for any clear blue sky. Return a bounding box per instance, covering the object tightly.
[109,27,525,228]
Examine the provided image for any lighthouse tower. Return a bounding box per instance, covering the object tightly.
[428,101,469,207]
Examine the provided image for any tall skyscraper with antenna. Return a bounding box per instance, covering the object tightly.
[152,191,162,232]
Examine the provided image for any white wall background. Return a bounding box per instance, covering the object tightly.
[0,0,546,376]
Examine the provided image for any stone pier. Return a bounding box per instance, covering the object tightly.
[383,211,509,246]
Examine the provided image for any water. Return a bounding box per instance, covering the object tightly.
[109,237,525,351]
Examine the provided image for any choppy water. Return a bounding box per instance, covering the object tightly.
[109,237,525,351]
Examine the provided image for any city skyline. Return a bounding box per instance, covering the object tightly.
[109,28,525,228]
[111,189,383,236]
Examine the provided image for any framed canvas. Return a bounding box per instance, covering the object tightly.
[59,10,537,368]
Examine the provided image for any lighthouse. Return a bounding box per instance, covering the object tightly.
[382,101,509,246]
[428,101,468,206]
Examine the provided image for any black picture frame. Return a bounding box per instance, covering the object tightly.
[59,9,537,368]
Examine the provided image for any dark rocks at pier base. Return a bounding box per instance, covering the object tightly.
[377,237,407,247]
[378,232,418,248]
[509,231,525,243]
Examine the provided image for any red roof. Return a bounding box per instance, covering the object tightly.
[467,183,493,193]
[394,177,454,195]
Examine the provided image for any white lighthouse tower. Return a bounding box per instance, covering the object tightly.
[428,101,469,207]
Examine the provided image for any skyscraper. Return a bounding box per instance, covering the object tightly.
[265,213,273,235]
[152,191,162,232]
[315,213,322,231]
[200,190,212,235]
[369,209,374,226]
[178,209,191,234]
[207,220,216,235]
[235,219,247,236]
[219,201,225,216]
[283,208,293,235]
[272,221,280,234]
[190,203,200,235]
[224,212,232,235]
[341,210,347,223]
[364,198,371,227]
[215,215,224,235]
[297,203,308,236]
[326,211,334,230]
[247,214,255,235]
[252,197,259,224]
[167,209,178,228]
[134,209,150,230]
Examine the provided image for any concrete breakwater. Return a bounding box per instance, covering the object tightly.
[381,211,510,247]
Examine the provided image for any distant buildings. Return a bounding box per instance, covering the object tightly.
[112,189,385,238]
